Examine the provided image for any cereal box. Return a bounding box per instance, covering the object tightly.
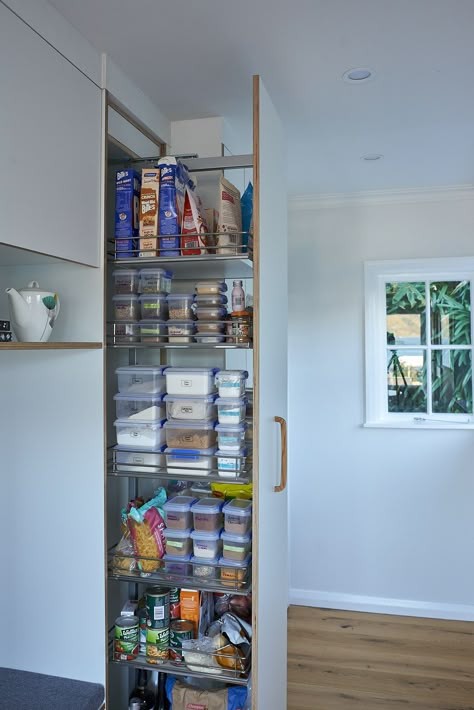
[115,169,141,258]
[158,157,188,256]
[139,168,160,257]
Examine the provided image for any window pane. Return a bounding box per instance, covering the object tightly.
[386,282,426,345]
[387,349,426,412]
[432,350,473,413]
[430,281,471,345]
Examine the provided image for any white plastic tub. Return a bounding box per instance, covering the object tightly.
[164,367,219,396]
[165,447,216,476]
[113,445,165,473]
[164,394,217,421]
[216,423,247,451]
[114,419,166,449]
[216,397,247,424]
[215,370,249,398]
[116,366,166,395]
[223,499,252,535]
[114,393,165,421]
[190,529,223,560]
[163,528,193,557]
[216,448,247,478]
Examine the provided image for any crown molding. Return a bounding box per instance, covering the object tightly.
[289,184,474,210]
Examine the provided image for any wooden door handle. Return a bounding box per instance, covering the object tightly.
[274,416,287,492]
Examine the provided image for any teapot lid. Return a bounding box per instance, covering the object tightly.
[21,281,44,292]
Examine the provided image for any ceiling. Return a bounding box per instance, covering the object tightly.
[48,0,474,195]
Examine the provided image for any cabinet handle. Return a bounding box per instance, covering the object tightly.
[274,416,287,493]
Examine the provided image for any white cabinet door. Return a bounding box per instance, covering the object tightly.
[253,76,288,709]
[0,4,102,266]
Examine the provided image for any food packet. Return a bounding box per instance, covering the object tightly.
[181,184,209,256]
[157,157,188,255]
[127,488,167,574]
[211,482,253,501]
[217,176,242,255]
[240,181,253,252]
[112,532,136,573]
[166,676,248,710]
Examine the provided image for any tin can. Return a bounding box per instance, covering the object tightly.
[169,619,194,662]
[146,626,170,664]
[169,587,181,620]
[145,586,170,629]
[114,615,139,661]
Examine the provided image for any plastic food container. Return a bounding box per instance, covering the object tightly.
[139,294,168,320]
[113,445,165,473]
[113,294,140,321]
[196,321,225,334]
[190,483,213,499]
[113,269,139,295]
[216,423,247,452]
[114,393,165,421]
[221,530,252,562]
[216,397,247,424]
[114,419,166,449]
[163,496,197,530]
[195,281,227,296]
[166,321,196,343]
[164,420,217,449]
[215,370,248,398]
[116,366,166,395]
[113,322,140,343]
[138,268,173,294]
[190,529,223,560]
[191,498,224,532]
[195,306,227,321]
[167,294,195,320]
[163,554,191,576]
[194,293,228,307]
[219,555,251,588]
[223,499,253,534]
[191,555,219,579]
[139,320,167,343]
[216,449,247,478]
[165,447,216,476]
[163,528,192,557]
[164,394,217,422]
[165,367,219,396]
[194,334,226,344]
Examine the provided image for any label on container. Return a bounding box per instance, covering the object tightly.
[224,544,243,553]
[167,540,184,548]
[154,606,165,621]
[131,377,144,385]
[181,379,192,388]
[180,406,194,414]
[219,458,239,470]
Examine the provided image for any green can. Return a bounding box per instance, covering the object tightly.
[146,626,170,664]
[169,619,194,663]
[145,586,170,629]
[114,615,139,661]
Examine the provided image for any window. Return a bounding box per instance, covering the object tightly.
[365,257,474,428]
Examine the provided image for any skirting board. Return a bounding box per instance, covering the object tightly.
[290,588,474,622]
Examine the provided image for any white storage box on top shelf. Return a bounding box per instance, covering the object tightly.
[114,393,165,421]
[113,445,165,472]
[164,394,217,422]
[164,367,219,396]
[116,366,166,394]
[114,419,166,449]
[165,447,216,476]
[215,370,249,398]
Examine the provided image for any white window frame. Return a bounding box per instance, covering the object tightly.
[365,256,474,429]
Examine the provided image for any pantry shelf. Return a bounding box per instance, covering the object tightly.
[108,569,252,597]
[108,341,252,350]
[0,341,103,350]
[108,467,252,485]
[108,252,254,279]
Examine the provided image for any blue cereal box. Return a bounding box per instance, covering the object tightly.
[158,157,188,256]
[115,170,141,257]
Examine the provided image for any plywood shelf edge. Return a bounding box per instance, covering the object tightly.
[0,342,103,351]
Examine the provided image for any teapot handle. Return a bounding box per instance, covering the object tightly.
[53,294,60,318]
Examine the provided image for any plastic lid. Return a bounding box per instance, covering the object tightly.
[139,268,173,276]
[164,496,198,513]
[194,294,228,305]
[166,293,194,300]
[221,530,252,543]
[164,553,192,562]
[113,269,138,276]
[112,294,138,301]
[191,497,224,515]
[138,294,167,301]
[114,418,165,430]
[216,397,248,405]
[223,498,252,517]
[165,447,217,457]
[114,444,166,453]
[216,448,247,456]
[139,319,166,325]
[116,365,166,375]
[195,281,228,291]
[216,422,247,433]
[114,393,164,401]
[164,420,216,431]
[191,555,219,566]
[218,554,251,568]
[190,528,222,541]
[164,367,220,375]
[164,394,217,403]
[163,527,192,539]
[216,370,249,381]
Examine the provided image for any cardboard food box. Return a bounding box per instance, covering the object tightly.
[158,157,188,256]
[139,168,160,257]
[115,169,141,258]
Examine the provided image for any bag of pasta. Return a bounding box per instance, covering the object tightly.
[127,488,167,574]
[112,530,137,574]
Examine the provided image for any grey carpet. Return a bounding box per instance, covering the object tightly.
[0,667,104,710]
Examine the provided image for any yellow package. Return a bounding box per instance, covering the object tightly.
[211,483,253,501]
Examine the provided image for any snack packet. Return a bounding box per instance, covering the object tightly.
[127,488,167,573]
[181,184,209,255]
[211,482,253,501]
[217,176,242,255]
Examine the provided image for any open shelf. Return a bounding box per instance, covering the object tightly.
[108,567,251,596]
[108,251,254,279]
[108,341,252,350]
[0,341,103,350]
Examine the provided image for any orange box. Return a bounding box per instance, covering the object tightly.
[179,589,200,637]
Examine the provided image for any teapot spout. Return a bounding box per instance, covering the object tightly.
[5,288,29,327]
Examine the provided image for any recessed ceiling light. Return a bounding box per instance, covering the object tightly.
[343,68,374,83]
[361,153,383,161]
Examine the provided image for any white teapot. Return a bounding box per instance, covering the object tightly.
[5,281,60,342]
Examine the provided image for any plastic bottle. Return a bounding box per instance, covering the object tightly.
[232,280,245,313]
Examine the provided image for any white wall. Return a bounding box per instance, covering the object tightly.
[288,188,474,620]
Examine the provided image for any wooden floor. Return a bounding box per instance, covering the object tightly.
[288,606,474,710]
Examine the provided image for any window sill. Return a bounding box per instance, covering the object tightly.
[364,420,474,430]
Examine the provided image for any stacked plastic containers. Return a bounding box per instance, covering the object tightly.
[194,280,228,344]
[215,370,249,477]
[111,267,173,343]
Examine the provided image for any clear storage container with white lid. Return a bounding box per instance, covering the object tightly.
[114,418,166,449]
[166,293,195,320]
[221,530,252,562]
[166,320,196,343]
[195,280,228,295]
[114,393,165,421]
[216,423,247,451]
[194,293,228,307]
[163,496,197,530]
[163,528,193,557]
[190,529,223,559]
[164,367,219,396]
[195,305,227,321]
[223,498,252,534]
[112,269,139,294]
[164,394,217,421]
[216,397,247,424]
[112,294,140,321]
[139,320,166,342]
[138,268,173,294]
[163,553,191,575]
[113,445,165,473]
[116,366,166,394]
[194,334,226,344]
[215,370,249,398]
[216,448,248,478]
[164,420,217,449]
[138,294,168,320]
[191,497,224,532]
[165,447,216,476]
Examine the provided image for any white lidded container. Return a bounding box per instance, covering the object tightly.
[163,496,197,530]
[190,529,223,560]
[138,268,173,294]
[116,366,166,395]
[114,393,165,421]
[164,367,219,396]
[163,528,193,558]
[195,280,227,296]
[166,293,195,320]
[221,530,252,562]
[216,397,247,424]
[216,448,247,478]
[215,370,248,398]
[112,268,139,295]
[164,394,217,422]
[223,498,252,535]
[216,422,247,451]
[194,293,228,307]
[195,305,227,321]
[113,445,165,473]
[114,418,166,449]
[164,420,217,449]
[165,447,216,476]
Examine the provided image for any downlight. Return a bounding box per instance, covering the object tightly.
[343,68,374,83]
[361,154,383,161]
